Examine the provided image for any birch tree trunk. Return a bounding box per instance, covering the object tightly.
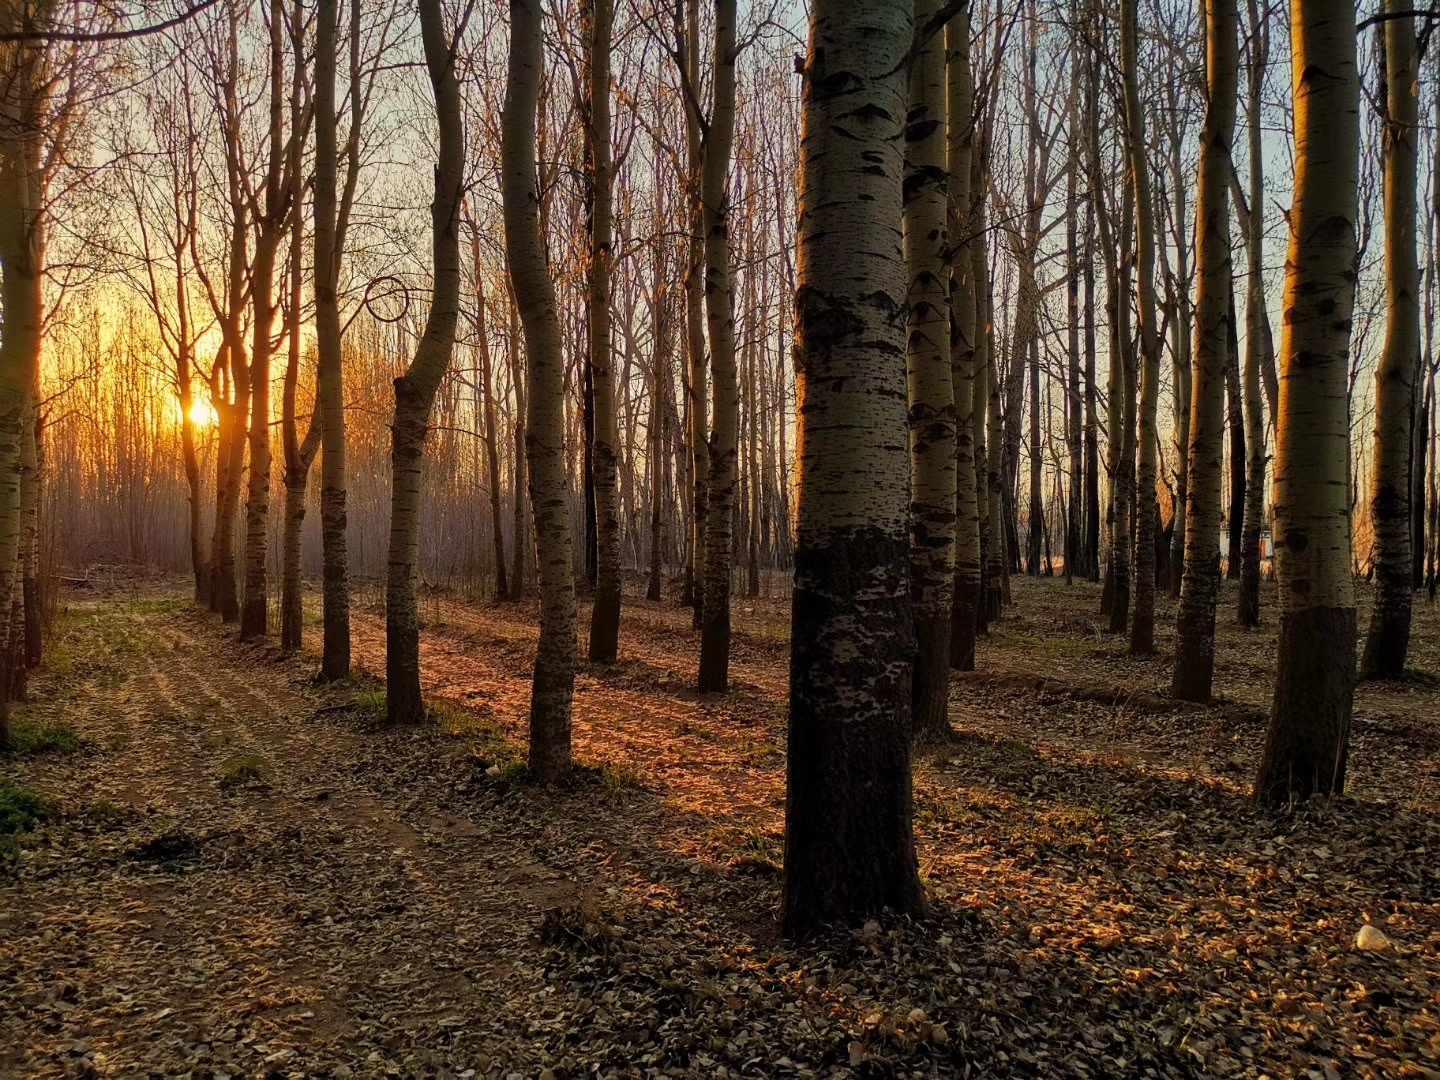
[586,0,621,663]
[1360,0,1418,678]
[385,0,464,724]
[697,0,738,694]
[504,0,577,781]
[1122,0,1162,654]
[0,10,46,735]
[782,0,924,939]
[1254,0,1358,805]
[1172,0,1237,702]
[906,0,956,733]
[949,10,981,671]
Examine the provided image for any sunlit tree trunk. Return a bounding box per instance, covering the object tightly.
[504,0,577,780]
[1361,0,1418,678]
[585,0,620,663]
[697,0,738,693]
[906,0,955,732]
[949,10,980,671]
[1122,0,1162,654]
[19,384,38,675]
[1172,0,1237,702]
[782,0,924,939]
[386,0,464,724]
[1254,0,1359,805]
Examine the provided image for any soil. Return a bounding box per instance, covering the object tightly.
[1,576,1437,1079]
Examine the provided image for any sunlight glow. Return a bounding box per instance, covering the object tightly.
[188,401,219,429]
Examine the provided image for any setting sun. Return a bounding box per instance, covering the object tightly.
[188,401,219,429]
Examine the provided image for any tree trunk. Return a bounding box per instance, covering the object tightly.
[949,10,980,671]
[280,94,318,656]
[504,0,577,780]
[314,0,352,680]
[1172,0,1237,703]
[905,0,955,734]
[982,201,1005,623]
[782,0,925,939]
[1361,0,1418,679]
[1122,0,1162,655]
[1237,0,1269,628]
[469,226,509,601]
[240,0,289,642]
[240,232,279,640]
[386,0,464,725]
[647,258,669,603]
[585,0,620,663]
[1225,286,1245,584]
[697,0,738,694]
[681,0,707,626]
[1254,0,1358,805]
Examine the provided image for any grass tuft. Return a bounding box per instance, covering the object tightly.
[0,779,52,835]
[5,717,81,756]
[218,754,265,789]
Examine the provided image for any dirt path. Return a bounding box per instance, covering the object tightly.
[1,603,583,1077]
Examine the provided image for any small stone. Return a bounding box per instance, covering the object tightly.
[848,1041,864,1067]
[1356,924,1390,951]
[931,1024,950,1046]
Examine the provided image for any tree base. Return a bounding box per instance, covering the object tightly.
[1254,605,1355,806]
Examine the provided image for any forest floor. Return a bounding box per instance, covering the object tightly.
[1,575,1438,1080]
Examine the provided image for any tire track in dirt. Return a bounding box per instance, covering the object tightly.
[1,605,573,1077]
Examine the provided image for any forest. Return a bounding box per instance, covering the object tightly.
[0,0,1438,1075]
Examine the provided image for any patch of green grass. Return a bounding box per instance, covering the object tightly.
[5,717,80,756]
[86,798,134,824]
[352,689,388,721]
[46,644,73,677]
[600,763,643,795]
[490,760,530,785]
[0,779,52,835]
[218,754,265,789]
[124,597,187,616]
[733,827,782,873]
[105,732,131,752]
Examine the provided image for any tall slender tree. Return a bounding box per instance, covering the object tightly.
[1122,0,1162,654]
[586,0,621,664]
[906,0,956,732]
[949,9,981,672]
[1236,0,1271,627]
[782,0,924,939]
[1255,0,1359,805]
[1172,0,1237,702]
[1361,0,1418,678]
[385,0,464,723]
[504,0,577,781]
